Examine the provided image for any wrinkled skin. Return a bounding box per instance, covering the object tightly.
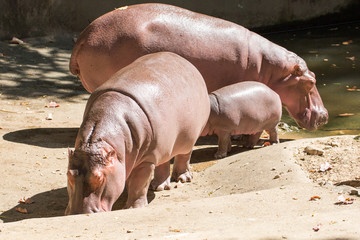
[69,3,328,131]
[202,82,282,159]
[65,52,210,215]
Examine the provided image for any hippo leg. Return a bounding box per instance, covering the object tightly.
[235,134,249,147]
[150,161,171,191]
[268,126,279,144]
[171,151,193,183]
[245,132,262,149]
[215,131,231,159]
[125,162,155,209]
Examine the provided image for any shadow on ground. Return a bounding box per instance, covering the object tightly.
[3,128,79,148]
[0,187,155,223]
[0,34,88,100]
[193,135,294,163]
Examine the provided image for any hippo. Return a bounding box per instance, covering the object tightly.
[69,3,328,131]
[201,82,282,159]
[65,52,210,214]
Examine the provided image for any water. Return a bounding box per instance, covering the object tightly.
[262,22,360,138]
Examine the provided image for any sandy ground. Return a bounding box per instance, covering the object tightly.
[1,35,360,239]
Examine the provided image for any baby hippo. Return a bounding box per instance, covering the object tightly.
[65,52,210,215]
[202,81,282,159]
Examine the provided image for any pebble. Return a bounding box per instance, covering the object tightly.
[350,189,359,196]
[174,181,183,188]
[45,113,53,120]
[304,146,324,156]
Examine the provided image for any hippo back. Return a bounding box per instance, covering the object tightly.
[88,52,210,161]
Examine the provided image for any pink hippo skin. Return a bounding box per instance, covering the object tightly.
[69,3,328,131]
[202,82,282,159]
[65,52,210,215]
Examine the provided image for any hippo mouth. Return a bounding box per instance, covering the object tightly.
[290,93,328,131]
[296,106,328,131]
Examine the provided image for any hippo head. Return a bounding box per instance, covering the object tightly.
[272,64,328,131]
[65,148,125,215]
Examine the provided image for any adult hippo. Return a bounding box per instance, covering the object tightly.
[66,52,210,214]
[69,3,328,130]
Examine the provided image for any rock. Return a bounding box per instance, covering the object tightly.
[327,141,339,147]
[350,189,359,196]
[304,146,324,156]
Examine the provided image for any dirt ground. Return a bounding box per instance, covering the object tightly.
[1,35,360,239]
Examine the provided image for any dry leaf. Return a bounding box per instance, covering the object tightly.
[320,162,332,172]
[15,207,28,214]
[335,195,354,205]
[310,196,321,201]
[45,101,60,108]
[313,224,321,232]
[342,40,353,45]
[19,197,34,204]
[337,113,355,117]
[10,37,24,44]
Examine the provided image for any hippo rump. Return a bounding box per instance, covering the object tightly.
[202,82,282,159]
[65,52,210,214]
[69,3,328,131]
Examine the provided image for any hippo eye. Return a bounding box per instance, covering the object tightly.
[89,171,104,191]
[67,169,79,187]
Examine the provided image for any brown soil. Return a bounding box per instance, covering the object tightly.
[0,35,359,239]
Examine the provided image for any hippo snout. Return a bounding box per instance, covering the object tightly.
[310,108,329,131]
[316,110,329,127]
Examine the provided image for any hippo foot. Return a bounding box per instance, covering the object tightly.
[171,170,192,183]
[149,177,171,191]
[214,151,227,159]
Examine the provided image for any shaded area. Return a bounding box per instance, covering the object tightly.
[0,188,68,223]
[3,128,79,148]
[0,187,155,223]
[112,189,156,211]
[193,135,294,163]
[0,34,88,100]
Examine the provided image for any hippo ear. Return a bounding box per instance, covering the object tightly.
[68,148,74,159]
[292,65,303,76]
